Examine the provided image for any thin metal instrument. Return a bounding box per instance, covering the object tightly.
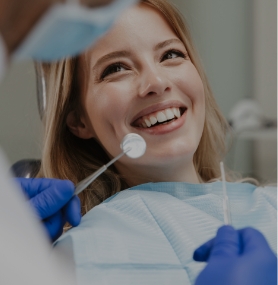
[220,161,232,225]
[74,147,131,196]
[74,133,146,196]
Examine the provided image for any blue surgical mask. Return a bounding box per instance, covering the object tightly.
[13,0,137,62]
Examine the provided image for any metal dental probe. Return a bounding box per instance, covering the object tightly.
[220,161,232,225]
[74,133,146,196]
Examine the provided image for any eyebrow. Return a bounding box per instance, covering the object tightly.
[93,50,132,71]
[154,38,184,51]
[92,38,184,70]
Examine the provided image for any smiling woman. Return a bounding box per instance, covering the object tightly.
[36,1,276,284]
[67,3,208,188]
[38,0,229,211]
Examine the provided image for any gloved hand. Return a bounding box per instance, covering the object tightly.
[193,226,277,285]
[16,178,81,242]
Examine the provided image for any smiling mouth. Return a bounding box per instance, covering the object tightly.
[132,107,187,128]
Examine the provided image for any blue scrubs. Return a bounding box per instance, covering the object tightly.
[55,182,277,285]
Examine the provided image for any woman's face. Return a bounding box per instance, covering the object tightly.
[73,4,205,184]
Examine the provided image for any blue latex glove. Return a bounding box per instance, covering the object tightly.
[193,226,277,285]
[16,178,81,242]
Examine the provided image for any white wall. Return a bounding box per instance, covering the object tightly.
[0,61,41,165]
[253,0,277,183]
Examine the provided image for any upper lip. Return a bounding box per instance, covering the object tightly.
[130,100,187,125]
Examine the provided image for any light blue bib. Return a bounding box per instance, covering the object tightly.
[55,182,277,285]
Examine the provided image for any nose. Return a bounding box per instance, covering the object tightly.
[138,66,171,98]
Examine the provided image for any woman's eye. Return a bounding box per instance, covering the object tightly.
[161,50,186,61]
[101,63,127,79]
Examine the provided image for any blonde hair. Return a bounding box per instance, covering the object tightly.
[37,0,233,215]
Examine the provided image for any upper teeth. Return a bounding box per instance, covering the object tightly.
[141,107,181,128]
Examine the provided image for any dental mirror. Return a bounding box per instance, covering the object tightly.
[121,133,146,158]
[74,133,146,196]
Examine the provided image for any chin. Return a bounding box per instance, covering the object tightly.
[144,148,196,167]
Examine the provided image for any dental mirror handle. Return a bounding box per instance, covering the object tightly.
[74,149,130,196]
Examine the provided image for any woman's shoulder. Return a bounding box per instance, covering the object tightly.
[228,181,277,193]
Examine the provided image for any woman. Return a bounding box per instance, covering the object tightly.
[38,0,229,213]
[37,0,276,284]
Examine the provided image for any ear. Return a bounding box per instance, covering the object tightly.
[66,110,95,139]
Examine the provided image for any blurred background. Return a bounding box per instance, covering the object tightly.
[0,0,276,183]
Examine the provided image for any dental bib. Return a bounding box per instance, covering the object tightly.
[54,181,277,285]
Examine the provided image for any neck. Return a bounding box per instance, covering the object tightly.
[116,159,200,188]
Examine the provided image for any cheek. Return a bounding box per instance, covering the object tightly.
[84,81,134,133]
[174,65,206,133]
[175,65,205,109]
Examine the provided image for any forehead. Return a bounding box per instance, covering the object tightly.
[85,4,179,61]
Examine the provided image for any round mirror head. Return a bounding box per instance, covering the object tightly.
[120,133,146,159]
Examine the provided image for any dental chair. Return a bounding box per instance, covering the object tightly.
[11,63,45,178]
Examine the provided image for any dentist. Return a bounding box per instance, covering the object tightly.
[0,0,138,242]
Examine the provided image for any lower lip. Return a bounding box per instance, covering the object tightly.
[134,111,187,135]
